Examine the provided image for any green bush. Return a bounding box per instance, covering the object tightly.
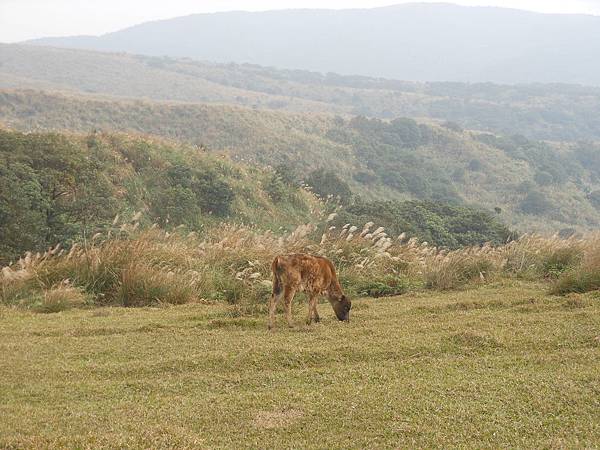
[588,190,600,209]
[335,200,514,249]
[265,174,288,202]
[520,191,553,216]
[534,171,554,186]
[468,159,483,171]
[349,275,409,298]
[306,168,353,204]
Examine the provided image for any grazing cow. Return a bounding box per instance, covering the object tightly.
[268,253,351,329]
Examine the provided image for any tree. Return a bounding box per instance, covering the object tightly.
[189,170,235,217]
[534,171,554,186]
[265,174,287,202]
[520,191,553,215]
[441,121,463,133]
[305,168,352,204]
[468,159,483,171]
[333,200,514,249]
[588,190,600,209]
[0,161,48,264]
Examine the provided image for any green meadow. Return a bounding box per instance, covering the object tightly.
[2,281,599,449]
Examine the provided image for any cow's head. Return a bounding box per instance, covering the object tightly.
[332,295,351,322]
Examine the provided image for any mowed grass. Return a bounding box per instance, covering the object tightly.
[1,281,599,449]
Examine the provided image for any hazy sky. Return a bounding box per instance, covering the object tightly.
[2,0,600,43]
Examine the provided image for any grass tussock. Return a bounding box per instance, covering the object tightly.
[551,236,600,295]
[1,215,598,310]
[32,284,89,313]
[424,249,498,290]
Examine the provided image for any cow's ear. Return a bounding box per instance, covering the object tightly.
[340,295,346,302]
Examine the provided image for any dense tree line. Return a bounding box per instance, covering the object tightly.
[333,200,515,249]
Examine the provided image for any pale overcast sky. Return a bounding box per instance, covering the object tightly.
[2,0,600,43]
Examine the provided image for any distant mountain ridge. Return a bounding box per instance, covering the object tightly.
[3,43,600,141]
[25,3,600,85]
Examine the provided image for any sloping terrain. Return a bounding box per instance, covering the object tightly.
[0,127,320,262]
[2,90,600,232]
[2,44,600,141]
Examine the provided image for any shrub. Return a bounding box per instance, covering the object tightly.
[0,129,317,263]
[349,275,409,298]
[441,121,463,133]
[191,170,235,216]
[265,174,288,202]
[558,228,576,239]
[520,191,553,215]
[468,159,483,171]
[353,171,378,185]
[534,171,554,186]
[334,200,514,249]
[379,170,408,191]
[516,181,535,194]
[305,168,353,204]
[588,190,600,209]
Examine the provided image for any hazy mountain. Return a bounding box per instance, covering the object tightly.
[26,3,600,85]
[3,43,600,141]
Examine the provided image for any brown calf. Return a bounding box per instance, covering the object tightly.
[268,253,351,329]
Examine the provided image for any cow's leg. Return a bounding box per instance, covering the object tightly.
[306,294,316,325]
[284,286,297,328]
[268,290,283,330]
[307,294,319,325]
[312,295,321,323]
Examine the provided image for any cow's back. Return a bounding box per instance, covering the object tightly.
[273,254,337,293]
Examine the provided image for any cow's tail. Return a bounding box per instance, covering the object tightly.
[271,256,284,296]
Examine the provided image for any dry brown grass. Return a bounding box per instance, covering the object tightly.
[253,409,304,429]
[1,216,598,310]
[552,235,600,294]
[33,283,89,313]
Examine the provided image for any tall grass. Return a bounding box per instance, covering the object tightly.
[1,217,597,312]
[551,236,600,294]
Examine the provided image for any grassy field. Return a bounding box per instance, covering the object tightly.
[1,280,599,449]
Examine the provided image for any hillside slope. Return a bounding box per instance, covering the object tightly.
[0,127,320,263]
[3,90,600,233]
[27,4,600,85]
[2,44,600,141]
